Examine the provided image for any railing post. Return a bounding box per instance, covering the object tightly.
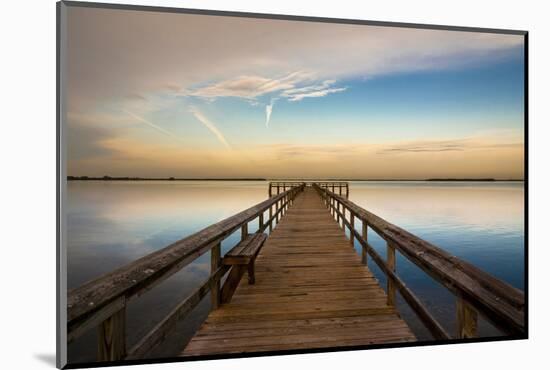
[362,221,368,265]
[259,212,264,231]
[241,222,248,241]
[97,308,126,361]
[269,184,272,197]
[350,212,355,247]
[456,296,478,338]
[337,200,341,224]
[346,184,349,198]
[211,242,221,310]
[342,207,346,229]
[387,242,396,306]
[277,184,280,195]
[269,205,273,232]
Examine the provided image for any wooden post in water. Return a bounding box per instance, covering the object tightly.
[277,184,280,195]
[211,242,221,310]
[346,184,349,198]
[387,242,396,306]
[98,308,126,361]
[456,296,478,338]
[268,184,272,197]
[362,221,368,265]
[350,213,355,247]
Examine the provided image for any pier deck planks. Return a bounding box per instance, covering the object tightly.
[181,187,415,356]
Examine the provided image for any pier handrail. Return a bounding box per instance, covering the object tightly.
[268,181,311,197]
[269,181,349,198]
[313,183,525,339]
[67,183,305,361]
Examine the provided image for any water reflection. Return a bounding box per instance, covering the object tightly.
[67,180,524,363]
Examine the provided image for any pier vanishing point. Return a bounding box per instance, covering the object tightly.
[67,182,525,362]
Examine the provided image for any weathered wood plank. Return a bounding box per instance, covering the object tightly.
[98,307,126,361]
[387,242,396,306]
[220,266,247,304]
[210,243,221,310]
[224,234,268,265]
[457,295,478,338]
[362,222,368,265]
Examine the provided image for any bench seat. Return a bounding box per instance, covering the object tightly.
[223,232,267,265]
[220,232,268,304]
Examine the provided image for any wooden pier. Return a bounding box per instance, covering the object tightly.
[67,182,525,363]
[182,187,413,356]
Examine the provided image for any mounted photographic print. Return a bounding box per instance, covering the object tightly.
[57,1,527,368]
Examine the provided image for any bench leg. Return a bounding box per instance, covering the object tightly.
[248,262,255,285]
[220,265,246,304]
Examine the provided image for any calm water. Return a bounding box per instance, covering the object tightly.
[67,180,524,363]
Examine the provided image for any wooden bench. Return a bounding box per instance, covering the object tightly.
[220,233,268,304]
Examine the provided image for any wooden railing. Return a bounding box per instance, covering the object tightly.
[316,181,349,198]
[268,181,307,197]
[67,184,305,361]
[313,183,525,340]
[269,181,349,198]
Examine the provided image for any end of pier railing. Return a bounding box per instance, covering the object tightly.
[269,181,349,198]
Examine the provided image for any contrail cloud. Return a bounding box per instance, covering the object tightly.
[189,107,232,150]
[123,109,184,142]
[265,98,277,127]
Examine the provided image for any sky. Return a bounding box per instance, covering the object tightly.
[66,7,525,179]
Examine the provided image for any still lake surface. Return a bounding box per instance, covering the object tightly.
[67,180,524,363]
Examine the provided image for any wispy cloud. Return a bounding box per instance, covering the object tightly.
[123,110,185,142]
[265,98,277,127]
[183,72,347,127]
[188,107,232,150]
[285,87,347,102]
[281,79,347,101]
[183,71,314,100]
[378,138,523,154]
[183,71,347,103]
[262,143,362,160]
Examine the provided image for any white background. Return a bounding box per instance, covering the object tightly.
[1,0,547,368]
